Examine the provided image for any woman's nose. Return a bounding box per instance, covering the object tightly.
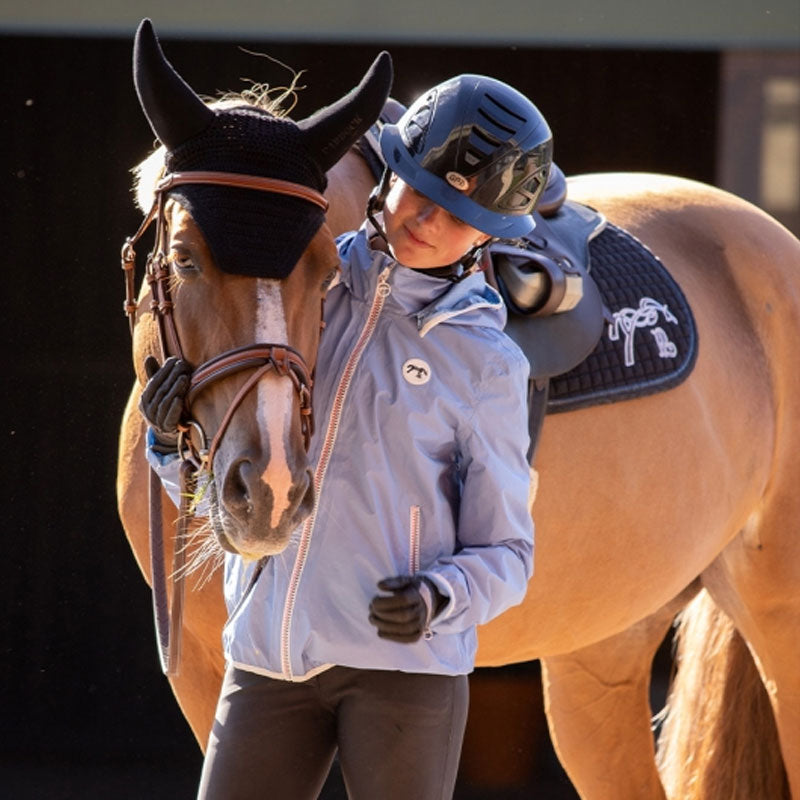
[416,202,439,224]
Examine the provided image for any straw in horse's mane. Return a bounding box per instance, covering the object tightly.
[131,78,304,214]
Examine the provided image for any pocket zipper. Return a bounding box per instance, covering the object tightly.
[409,505,433,640]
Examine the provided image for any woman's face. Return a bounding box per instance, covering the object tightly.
[382,178,490,269]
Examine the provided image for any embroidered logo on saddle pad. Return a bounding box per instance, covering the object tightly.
[608,297,679,367]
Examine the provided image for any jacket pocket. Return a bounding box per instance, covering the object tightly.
[409,505,436,640]
[408,505,421,575]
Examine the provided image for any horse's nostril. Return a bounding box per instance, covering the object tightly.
[221,459,313,532]
[224,459,256,516]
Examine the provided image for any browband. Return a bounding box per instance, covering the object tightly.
[156,170,329,212]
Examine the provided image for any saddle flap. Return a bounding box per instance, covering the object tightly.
[501,268,606,380]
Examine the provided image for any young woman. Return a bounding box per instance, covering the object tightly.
[143,71,552,800]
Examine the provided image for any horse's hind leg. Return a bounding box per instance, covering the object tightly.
[702,507,800,797]
[540,584,698,800]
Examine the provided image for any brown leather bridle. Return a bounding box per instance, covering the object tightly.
[121,169,329,675]
[122,170,328,461]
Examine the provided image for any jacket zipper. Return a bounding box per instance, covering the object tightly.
[280,265,393,679]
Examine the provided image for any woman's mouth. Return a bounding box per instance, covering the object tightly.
[404,225,432,248]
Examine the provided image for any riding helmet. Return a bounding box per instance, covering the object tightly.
[380,75,553,238]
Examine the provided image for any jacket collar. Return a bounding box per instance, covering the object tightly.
[339,221,506,337]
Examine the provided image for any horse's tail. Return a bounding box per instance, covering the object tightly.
[655,589,788,800]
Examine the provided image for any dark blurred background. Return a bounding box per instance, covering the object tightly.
[2,5,798,798]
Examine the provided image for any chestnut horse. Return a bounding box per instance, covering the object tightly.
[117,29,800,800]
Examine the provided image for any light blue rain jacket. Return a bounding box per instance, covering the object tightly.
[152,222,534,681]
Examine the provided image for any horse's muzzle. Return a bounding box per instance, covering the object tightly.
[214,459,314,557]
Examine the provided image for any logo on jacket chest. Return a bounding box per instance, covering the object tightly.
[402,358,431,385]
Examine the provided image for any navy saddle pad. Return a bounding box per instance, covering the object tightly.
[547,223,698,414]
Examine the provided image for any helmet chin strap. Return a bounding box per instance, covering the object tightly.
[459,241,492,273]
[367,168,494,281]
[366,168,393,247]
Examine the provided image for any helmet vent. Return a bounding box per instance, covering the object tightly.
[484,92,527,125]
[477,108,515,137]
[476,93,528,147]
[465,123,505,168]
[462,92,529,169]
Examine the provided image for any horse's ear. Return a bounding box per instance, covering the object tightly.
[299,51,393,173]
[133,18,214,150]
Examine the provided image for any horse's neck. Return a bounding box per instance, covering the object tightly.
[324,149,375,237]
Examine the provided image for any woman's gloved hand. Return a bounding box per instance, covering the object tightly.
[139,355,192,453]
[368,575,447,643]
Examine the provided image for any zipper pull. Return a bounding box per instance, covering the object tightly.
[377,266,392,298]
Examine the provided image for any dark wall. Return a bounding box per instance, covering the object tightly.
[2,32,718,798]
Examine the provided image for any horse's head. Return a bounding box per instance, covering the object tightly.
[126,19,391,559]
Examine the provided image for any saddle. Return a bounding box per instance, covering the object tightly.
[484,200,606,381]
[482,201,606,461]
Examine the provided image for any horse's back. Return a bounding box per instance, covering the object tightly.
[477,173,800,664]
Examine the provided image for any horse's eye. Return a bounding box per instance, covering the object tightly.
[169,250,196,272]
[321,267,339,292]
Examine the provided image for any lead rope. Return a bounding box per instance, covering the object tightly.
[169,461,194,675]
[142,191,187,677]
[148,466,171,673]
[147,456,193,677]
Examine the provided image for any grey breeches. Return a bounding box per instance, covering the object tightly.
[197,664,469,800]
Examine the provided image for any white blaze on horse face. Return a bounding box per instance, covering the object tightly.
[255,279,294,529]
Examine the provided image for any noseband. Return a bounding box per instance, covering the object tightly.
[121,170,328,677]
[122,170,329,463]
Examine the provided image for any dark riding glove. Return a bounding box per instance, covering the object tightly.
[139,355,192,454]
[368,575,447,643]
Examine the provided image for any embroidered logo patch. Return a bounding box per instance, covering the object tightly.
[445,171,469,191]
[403,358,431,385]
[607,297,679,367]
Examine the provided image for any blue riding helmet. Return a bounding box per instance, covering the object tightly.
[380,75,553,239]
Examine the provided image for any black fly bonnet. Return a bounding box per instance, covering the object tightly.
[133,18,392,277]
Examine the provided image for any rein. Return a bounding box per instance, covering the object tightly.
[121,169,325,675]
